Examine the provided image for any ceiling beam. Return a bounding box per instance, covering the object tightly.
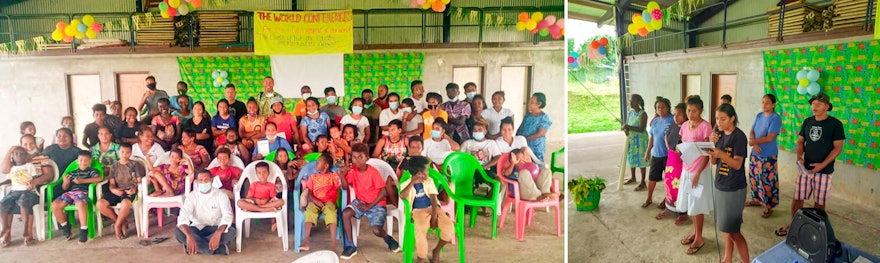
[569,0,613,9]
[597,10,615,26]
[617,0,634,11]
[690,0,739,26]
[568,12,601,22]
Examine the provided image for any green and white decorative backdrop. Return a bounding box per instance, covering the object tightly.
[763,40,880,170]
[344,52,424,102]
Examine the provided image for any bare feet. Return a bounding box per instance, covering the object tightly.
[161,191,174,197]
[431,246,442,263]
[149,191,163,197]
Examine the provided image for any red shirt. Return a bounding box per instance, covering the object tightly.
[247,181,276,199]
[373,98,389,110]
[304,172,341,203]
[268,111,297,144]
[345,165,386,206]
[209,166,242,192]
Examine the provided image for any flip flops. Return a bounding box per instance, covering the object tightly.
[655,211,669,220]
[623,178,636,185]
[138,237,170,247]
[762,208,773,218]
[674,215,688,226]
[685,242,704,255]
[774,227,789,236]
[745,201,762,207]
[641,200,653,208]
[680,235,695,245]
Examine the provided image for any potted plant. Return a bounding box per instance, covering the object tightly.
[568,176,606,211]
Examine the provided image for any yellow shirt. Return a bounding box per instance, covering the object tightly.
[422,110,449,139]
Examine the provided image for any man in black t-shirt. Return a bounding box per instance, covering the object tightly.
[775,93,844,236]
[224,84,247,119]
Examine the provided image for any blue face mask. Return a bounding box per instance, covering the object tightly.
[389,102,399,110]
[352,106,363,115]
[326,96,337,105]
[402,107,412,113]
[466,92,477,100]
[198,183,211,193]
[431,130,442,139]
[472,132,485,141]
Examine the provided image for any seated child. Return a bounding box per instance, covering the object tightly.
[0,146,53,246]
[272,149,304,198]
[502,149,557,202]
[149,149,193,197]
[327,126,350,167]
[97,143,145,240]
[300,153,341,251]
[208,148,242,200]
[236,162,285,230]
[51,150,102,243]
[399,156,454,263]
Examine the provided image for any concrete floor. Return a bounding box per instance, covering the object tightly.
[0,143,565,263]
[567,132,880,263]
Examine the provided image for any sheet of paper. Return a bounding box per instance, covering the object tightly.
[676,142,716,163]
[796,161,810,174]
[257,140,270,156]
[692,184,704,199]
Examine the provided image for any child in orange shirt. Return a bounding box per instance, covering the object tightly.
[300,153,341,251]
[328,126,350,167]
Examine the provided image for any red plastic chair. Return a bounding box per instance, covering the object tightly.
[495,153,562,241]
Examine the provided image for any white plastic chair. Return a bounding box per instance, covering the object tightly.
[234,160,288,252]
[206,155,246,170]
[96,157,145,238]
[350,158,398,247]
[0,160,59,241]
[139,151,193,238]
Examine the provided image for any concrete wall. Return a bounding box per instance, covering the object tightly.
[0,45,565,152]
[627,35,880,208]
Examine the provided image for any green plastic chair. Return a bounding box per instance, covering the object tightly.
[46,160,104,240]
[401,169,466,263]
[264,150,295,162]
[550,147,565,175]
[440,152,501,239]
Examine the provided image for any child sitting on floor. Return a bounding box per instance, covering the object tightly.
[399,156,454,263]
[236,162,285,230]
[300,153,341,251]
[51,150,102,243]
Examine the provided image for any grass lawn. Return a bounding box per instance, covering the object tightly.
[568,79,621,134]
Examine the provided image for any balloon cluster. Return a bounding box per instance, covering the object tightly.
[568,51,584,68]
[212,70,230,88]
[587,37,609,59]
[515,12,565,39]
[796,68,821,95]
[51,15,102,43]
[627,1,663,37]
[410,0,450,12]
[158,0,202,18]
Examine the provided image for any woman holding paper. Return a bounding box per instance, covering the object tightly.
[747,94,782,218]
[677,95,713,255]
[705,104,750,263]
[252,122,293,160]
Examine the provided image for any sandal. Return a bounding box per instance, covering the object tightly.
[641,200,653,208]
[658,202,666,210]
[745,201,762,207]
[23,238,35,246]
[686,241,704,254]
[623,178,636,185]
[655,211,669,220]
[0,239,9,248]
[674,215,688,226]
[680,234,695,245]
[761,208,773,218]
[633,183,646,191]
[774,226,789,237]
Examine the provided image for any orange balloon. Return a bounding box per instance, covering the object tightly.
[431,1,445,12]
[638,27,649,36]
[518,12,529,22]
[56,22,67,31]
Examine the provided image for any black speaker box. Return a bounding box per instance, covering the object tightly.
[786,208,841,263]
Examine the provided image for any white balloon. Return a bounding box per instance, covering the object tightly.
[797,86,807,95]
[807,70,820,82]
[220,71,228,78]
[807,82,821,95]
[178,5,189,15]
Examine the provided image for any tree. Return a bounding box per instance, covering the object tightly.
[568,34,619,84]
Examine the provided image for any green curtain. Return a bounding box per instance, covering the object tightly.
[343,52,424,105]
[763,40,880,170]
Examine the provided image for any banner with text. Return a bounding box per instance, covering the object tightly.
[254,10,354,55]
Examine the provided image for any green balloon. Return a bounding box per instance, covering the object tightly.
[539,29,550,37]
[159,2,168,11]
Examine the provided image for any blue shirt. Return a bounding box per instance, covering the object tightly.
[412,184,431,209]
[649,115,675,157]
[252,137,293,157]
[751,112,782,158]
[211,114,238,131]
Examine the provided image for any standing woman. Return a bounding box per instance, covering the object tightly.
[656,102,689,225]
[747,94,782,218]
[677,95,713,255]
[299,97,331,152]
[181,101,214,155]
[622,94,649,191]
[643,97,674,207]
[483,91,514,140]
[705,104,750,263]
[517,92,552,163]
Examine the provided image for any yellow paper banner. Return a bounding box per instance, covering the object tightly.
[254,10,354,55]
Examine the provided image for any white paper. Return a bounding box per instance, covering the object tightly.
[796,161,810,174]
[692,184,705,199]
[676,142,716,164]
[257,140,270,156]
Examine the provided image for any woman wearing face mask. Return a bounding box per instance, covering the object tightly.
[340,98,370,143]
[467,95,488,135]
[517,93,552,163]
[400,98,424,138]
[379,92,405,137]
[319,87,346,125]
[422,118,459,165]
[484,91,514,140]
[463,82,479,105]
[299,98,331,153]
[254,122,293,160]
[20,134,41,158]
[421,92,448,140]
[374,84,390,109]
[117,107,143,145]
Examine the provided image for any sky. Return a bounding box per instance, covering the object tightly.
[568,19,617,46]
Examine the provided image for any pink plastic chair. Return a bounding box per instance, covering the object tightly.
[495,153,562,241]
[139,152,194,238]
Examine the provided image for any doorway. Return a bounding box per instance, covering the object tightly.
[67,74,102,148]
[500,66,532,128]
[681,74,701,103]
[116,72,150,111]
[452,66,485,99]
[711,74,737,126]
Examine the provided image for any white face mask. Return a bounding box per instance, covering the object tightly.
[302,93,312,100]
[307,110,319,115]
[198,183,211,193]
[326,96,337,105]
[402,107,412,113]
[352,106,363,115]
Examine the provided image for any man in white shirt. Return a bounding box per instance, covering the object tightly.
[409,80,428,113]
[175,170,235,255]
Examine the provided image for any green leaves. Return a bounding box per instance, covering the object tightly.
[568,177,606,204]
